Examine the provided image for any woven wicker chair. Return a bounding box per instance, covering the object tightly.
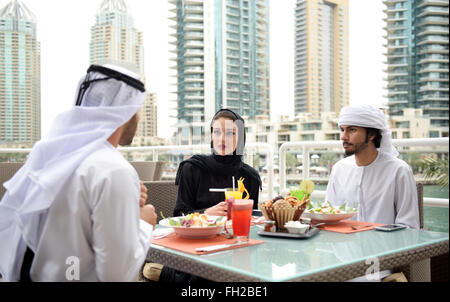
[0,162,24,200]
[130,162,166,181]
[152,162,165,182]
[140,180,178,282]
[393,183,431,282]
[143,181,178,222]
[417,182,424,230]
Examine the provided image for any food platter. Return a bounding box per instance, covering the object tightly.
[257,227,320,239]
[301,212,356,223]
[159,214,225,239]
[302,201,358,224]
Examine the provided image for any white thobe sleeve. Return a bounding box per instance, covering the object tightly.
[91,167,153,281]
[394,165,420,229]
[326,167,346,206]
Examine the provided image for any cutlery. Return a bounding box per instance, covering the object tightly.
[351,224,373,230]
[311,222,326,228]
[195,241,247,253]
[252,216,265,224]
[152,229,174,239]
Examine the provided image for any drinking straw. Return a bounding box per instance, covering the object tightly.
[232,176,235,191]
[209,188,227,192]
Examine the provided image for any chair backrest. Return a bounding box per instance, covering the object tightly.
[416,182,424,229]
[130,161,166,181]
[143,181,178,222]
[152,162,165,181]
[0,163,24,200]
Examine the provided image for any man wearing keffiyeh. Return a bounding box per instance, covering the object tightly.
[0,64,156,281]
[326,105,419,230]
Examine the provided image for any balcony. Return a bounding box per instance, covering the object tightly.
[184,66,204,74]
[386,44,408,50]
[417,36,449,46]
[417,0,449,8]
[417,6,449,18]
[417,16,449,26]
[185,40,204,48]
[418,26,450,36]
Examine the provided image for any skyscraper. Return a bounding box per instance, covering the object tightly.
[294,0,349,118]
[0,0,40,147]
[384,0,449,130]
[90,0,158,142]
[169,0,270,145]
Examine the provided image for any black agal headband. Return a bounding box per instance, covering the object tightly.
[75,65,146,106]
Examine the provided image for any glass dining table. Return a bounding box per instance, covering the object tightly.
[147,226,449,282]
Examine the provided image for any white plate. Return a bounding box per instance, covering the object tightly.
[159,216,225,239]
[301,212,356,224]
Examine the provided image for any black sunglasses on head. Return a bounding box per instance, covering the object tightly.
[75,65,146,106]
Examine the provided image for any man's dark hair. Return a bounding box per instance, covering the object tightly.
[365,127,382,148]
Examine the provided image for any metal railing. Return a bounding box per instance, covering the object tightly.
[119,142,275,200]
[1,138,448,207]
[279,138,449,208]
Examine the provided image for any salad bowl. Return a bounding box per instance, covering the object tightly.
[301,212,356,223]
[301,201,358,224]
[159,214,226,239]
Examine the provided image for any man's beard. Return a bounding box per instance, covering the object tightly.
[119,115,138,146]
[344,138,370,157]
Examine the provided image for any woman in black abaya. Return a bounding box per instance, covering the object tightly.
[173,108,262,216]
[146,109,262,283]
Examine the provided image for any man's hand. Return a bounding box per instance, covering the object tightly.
[140,181,147,207]
[140,204,157,227]
[204,201,228,217]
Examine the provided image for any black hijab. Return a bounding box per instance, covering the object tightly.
[175,109,262,189]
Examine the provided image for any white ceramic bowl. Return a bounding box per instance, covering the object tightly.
[284,222,310,234]
[159,216,224,239]
[301,212,356,223]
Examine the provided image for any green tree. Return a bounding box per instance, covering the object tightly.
[420,156,449,188]
[286,153,299,172]
[0,153,28,163]
[252,155,261,170]
[405,152,422,174]
[318,152,338,172]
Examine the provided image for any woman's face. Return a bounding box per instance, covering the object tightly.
[212,117,238,156]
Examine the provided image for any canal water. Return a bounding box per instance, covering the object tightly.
[307,184,449,233]
[423,185,449,233]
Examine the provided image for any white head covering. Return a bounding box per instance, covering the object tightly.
[338,105,399,157]
[0,64,145,281]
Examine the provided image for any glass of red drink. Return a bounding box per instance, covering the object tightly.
[231,199,253,242]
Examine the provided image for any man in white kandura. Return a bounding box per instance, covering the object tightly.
[0,64,156,281]
[326,105,420,229]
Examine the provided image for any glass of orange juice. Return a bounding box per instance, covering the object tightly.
[230,199,253,243]
[225,188,243,200]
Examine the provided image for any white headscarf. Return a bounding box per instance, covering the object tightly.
[338,105,399,157]
[0,64,145,281]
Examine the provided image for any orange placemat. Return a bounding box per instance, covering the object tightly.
[152,233,264,255]
[317,220,386,234]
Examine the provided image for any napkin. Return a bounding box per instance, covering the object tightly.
[152,234,264,255]
[317,220,385,234]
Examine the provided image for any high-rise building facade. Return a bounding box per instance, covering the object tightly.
[0,0,40,147]
[294,0,349,118]
[90,0,158,142]
[384,0,449,129]
[134,92,158,146]
[169,0,270,145]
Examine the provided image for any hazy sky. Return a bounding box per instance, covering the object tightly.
[1,0,386,138]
